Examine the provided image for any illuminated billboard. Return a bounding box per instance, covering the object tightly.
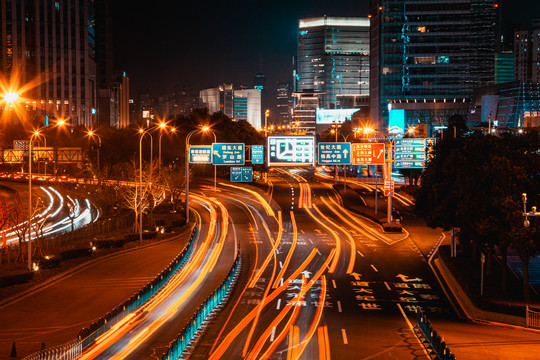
[388,109,405,134]
[267,136,315,166]
[316,109,358,124]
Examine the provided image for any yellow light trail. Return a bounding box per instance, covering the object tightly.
[272,211,297,288]
[295,275,327,359]
[247,277,307,360]
[220,182,275,217]
[81,195,230,360]
[304,205,342,274]
[317,325,331,360]
[208,248,327,359]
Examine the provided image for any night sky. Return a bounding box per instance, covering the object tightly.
[112,0,540,102]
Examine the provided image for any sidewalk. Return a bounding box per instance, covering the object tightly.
[0,226,193,359]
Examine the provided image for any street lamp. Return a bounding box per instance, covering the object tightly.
[264,110,270,137]
[522,193,540,228]
[86,129,102,174]
[185,127,213,224]
[157,122,171,178]
[138,127,154,245]
[338,129,361,192]
[201,126,217,192]
[27,120,66,270]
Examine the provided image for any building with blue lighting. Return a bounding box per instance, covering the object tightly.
[470,80,540,129]
[296,16,370,109]
[370,0,499,132]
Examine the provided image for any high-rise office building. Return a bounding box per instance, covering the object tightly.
[275,81,293,125]
[514,19,540,81]
[200,85,261,129]
[495,52,514,84]
[296,16,370,109]
[0,0,103,127]
[370,0,499,130]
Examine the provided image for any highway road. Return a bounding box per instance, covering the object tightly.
[186,168,540,360]
[5,168,540,360]
[77,193,238,359]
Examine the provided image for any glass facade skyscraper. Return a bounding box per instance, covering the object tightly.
[370,0,498,129]
[296,17,370,109]
[0,0,101,127]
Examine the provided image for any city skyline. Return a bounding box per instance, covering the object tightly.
[112,0,540,101]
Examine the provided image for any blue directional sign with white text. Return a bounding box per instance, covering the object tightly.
[189,145,212,164]
[317,142,351,165]
[230,167,253,182]
[212,143,245,165]
[252,145,264,164]
[394,138,435,169]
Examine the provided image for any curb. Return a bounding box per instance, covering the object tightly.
[430,254,540,333]
[0,223,195,309]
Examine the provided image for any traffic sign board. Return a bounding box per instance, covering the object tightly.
[317,142,351,165]
[268,136,315,166]
[230,167,253,182]
[384,179,394,196]
[252,145,264,164]
[212,143,245,165]
[394,138,435,169]
[189,145,212,164]
[351,143,385,165]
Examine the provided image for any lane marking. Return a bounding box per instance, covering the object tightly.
[384,281,391,291]
[357,250,364,257]
[371,264,379,272]
[332,280,337,289]
[279,261,283,268]
[270,326,276,342]
[337,300,342,313]
[341,329,348,344]
[317,249,322,256]
[276,299,282,310]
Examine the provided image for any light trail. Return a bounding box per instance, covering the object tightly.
[327,196,409,245]
[273,211,298,288]
[220,182,275,217]
[80,195,232,360]
[304,205,342,274]
[208,248,326,360]
[246,276,307,360]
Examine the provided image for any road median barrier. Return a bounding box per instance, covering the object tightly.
[162,252,242,360]
[414,308,456,360]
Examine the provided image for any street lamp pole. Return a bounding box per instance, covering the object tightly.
[185,129,201,224]
[27,131,40,271]
[138,128,153,245]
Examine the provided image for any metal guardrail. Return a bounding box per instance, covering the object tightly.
[414,308,456,360]
[22,226,198,360]
[162,252,241,360]
[21,339,82,360]
[527,306,540,329]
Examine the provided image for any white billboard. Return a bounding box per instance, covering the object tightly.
[267,136,315,166]
[316,109,358,124]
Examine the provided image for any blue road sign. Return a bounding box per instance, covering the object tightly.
[394,138,435,169]
[317,142,351,165]
[189,145,212,164]
[212,143,245,165]
[252,145,264,164]
[230,167,253,182]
